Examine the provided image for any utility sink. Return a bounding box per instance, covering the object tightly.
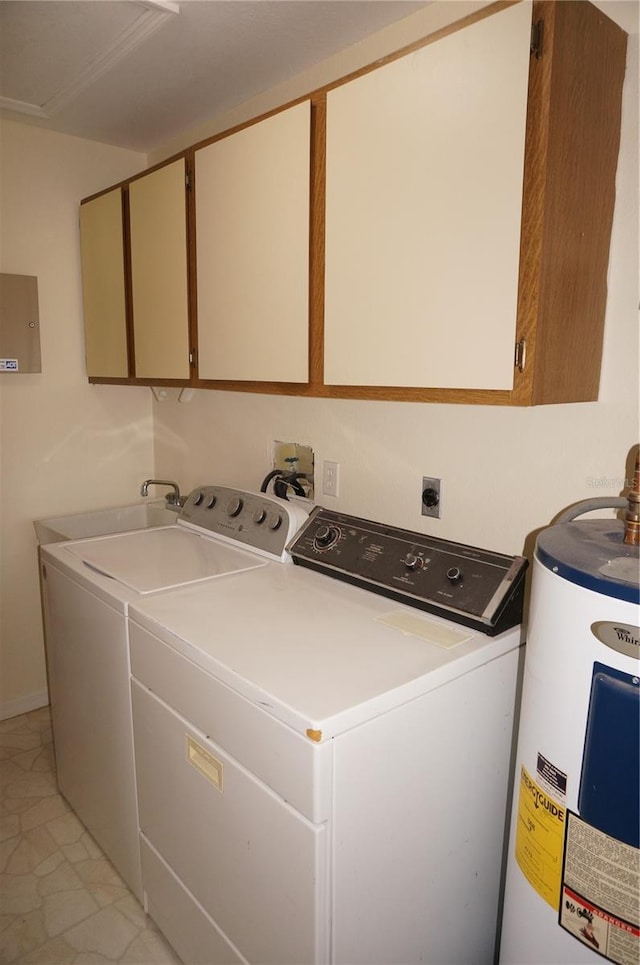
[34,500,178,545]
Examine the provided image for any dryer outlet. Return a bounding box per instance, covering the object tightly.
[421,477,442,519]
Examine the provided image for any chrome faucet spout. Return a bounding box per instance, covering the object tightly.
[140,479,184,507]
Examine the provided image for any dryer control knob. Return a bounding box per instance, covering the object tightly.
[269,513,283,531]
[404,553,423,571]
[446,566,463,585]
[253,508,267,525]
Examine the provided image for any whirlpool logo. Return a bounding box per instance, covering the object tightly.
[591,621,640,659]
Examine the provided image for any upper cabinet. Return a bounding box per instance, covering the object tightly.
[81,157,192,383]
[80,188,128,379]
[128,159,191,381]
[79,0,627,404]
[324,2,531,393]
[324,0,626,404]
[195,102,311,383]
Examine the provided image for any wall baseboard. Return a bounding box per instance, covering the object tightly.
[0,690,49,721]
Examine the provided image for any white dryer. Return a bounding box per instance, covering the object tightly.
[128,506,528,964]
[39,486,309,901]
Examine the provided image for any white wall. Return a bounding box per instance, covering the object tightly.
[0,121,151,718]
[150,4,639,560]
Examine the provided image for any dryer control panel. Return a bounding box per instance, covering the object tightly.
[288,507,527,635]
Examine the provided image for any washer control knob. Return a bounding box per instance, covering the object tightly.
[206,495,217,509]
[253,508,267,525]
[313,525,340,550]
[446,566,463,585]
[404,553,423,571]
[227,497,244,518]
[269,513,283,531]
[192,491,204,506]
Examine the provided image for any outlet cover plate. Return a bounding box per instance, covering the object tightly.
[322,460,340,497]
[421,476,441,518]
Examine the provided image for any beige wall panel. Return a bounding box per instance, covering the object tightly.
[196,102,310,382]
[80,189,128,378]
[129,159,190,379]
[324,1,531,389]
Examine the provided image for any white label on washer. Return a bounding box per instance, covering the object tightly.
[0,359,19,371]
[560,811,640,965]
[376,610,473,648]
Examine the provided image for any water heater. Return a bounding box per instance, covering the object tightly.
[500,461,639,965]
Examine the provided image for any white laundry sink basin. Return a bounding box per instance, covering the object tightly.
[34,500,178,544]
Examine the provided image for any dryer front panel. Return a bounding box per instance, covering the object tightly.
[132,681,328,965]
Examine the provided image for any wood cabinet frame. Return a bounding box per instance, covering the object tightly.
[84,0,626,405]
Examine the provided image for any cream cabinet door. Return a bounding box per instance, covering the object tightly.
[195,101,310,382]
[129,159,190,380]
[80,188,128,379]
[324,1,531,390]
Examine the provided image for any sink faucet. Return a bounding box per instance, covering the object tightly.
[140,479,184,508]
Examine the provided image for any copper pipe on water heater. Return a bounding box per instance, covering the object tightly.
[623,451,640,545]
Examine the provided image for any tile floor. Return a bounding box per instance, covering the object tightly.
[0,706,182,964]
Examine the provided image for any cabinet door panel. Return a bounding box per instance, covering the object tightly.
[196,101,310,382]
[129,159,190,380]
[324,1,531,390]
[80,189,128,378]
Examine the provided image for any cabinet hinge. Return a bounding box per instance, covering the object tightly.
[515,338,527,373]
[189,349,196,367]
[530,19,544,59]
[185,172,191,190]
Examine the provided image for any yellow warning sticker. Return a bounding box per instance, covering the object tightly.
[515,765,566,909]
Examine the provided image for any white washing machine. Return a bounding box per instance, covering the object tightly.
[128,506,528,964]
[40,486,309,901]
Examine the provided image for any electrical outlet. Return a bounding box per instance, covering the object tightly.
[322,460,340,497]
[421,476,441,518]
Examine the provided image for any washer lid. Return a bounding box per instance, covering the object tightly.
[536,519,640,603]
[65,526,266,593]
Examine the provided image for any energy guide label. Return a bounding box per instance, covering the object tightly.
[515,765,565,909]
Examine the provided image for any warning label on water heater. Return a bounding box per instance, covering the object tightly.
[559,811,640,965]
[536,751,567,801]
[515,765,566,909]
